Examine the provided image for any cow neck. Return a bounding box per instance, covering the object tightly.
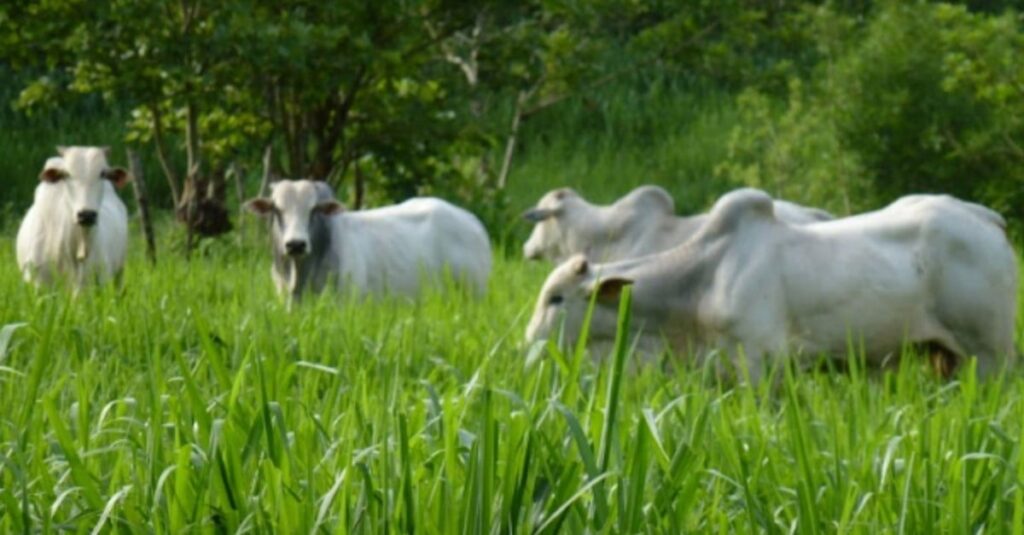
[566,202,618,259]
[331,212,359,278]
[622,234,727,320]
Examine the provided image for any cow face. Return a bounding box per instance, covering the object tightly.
[525,254,632,346]
[523,187,579,261]
[42,147,131,228]
[245,180,343,258]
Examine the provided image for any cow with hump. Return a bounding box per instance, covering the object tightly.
[522,185,833,264]
[16,146,132,288]
[525,188,1018,382]
[246,179,491,304]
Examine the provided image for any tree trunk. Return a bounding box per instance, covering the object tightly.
[176,99,232,252]
[354,158,365,210]
[183,99,201,258]
[259,144,273,196]
[149,104,181,207]
[497,90,527,190]
[230,161,245,246]
[127,148,157,265]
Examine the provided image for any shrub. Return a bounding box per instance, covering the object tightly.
[718,2,1024,220]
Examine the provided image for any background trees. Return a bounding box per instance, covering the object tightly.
[1,1,1022,244]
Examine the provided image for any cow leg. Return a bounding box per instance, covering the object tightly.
[924,342,958,380]
[726,343,766,386]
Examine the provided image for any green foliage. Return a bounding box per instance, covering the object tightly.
[717,80,872,215]
[717,1,1024,218]
[0,228,1023,531]
[2,0,1023,231]
[0,67,143,211]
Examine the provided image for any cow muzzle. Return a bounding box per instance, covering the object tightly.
[285,239,308,257]
[77,210,98,227]
[522,208,553,223]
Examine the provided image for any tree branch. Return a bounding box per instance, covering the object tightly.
[149,103,181,206]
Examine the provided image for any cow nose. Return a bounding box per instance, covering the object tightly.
[285,240,308,256]
[77,210,98,227]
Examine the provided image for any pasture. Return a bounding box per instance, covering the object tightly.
[1,223,1023,533]
[3,1,1023,531]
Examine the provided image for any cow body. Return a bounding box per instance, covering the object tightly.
[526,188,1017,381]
[522,185,832,263]
[16,148,131,287]
[248,180,491,303]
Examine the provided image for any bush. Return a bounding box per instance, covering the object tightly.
[718,2,1024,220]
[717,79,871,215]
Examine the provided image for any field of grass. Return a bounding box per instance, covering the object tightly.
[2,73,1023,532]
[1,220,1024,533]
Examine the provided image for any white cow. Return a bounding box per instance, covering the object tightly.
[522,185,833,264]
[16,147,132,288]
[246,180,491,303]
[526,188,1017,381]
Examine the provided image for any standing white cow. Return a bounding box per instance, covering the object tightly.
[16,146,132,288]
[246,180,491,303]
[522,185,833,263]
[526,188,1017,382]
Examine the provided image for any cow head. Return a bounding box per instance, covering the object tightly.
[525,254,633,346]
[522,187,580,262]
[42,146,132,228]
[245,179,344,258]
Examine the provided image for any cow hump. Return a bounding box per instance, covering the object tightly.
[703,188,776,236]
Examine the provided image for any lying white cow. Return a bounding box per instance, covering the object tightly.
[16,147,132,287]
[526,188,1017,381]
[522,185,833,263]
[246,180,491,303]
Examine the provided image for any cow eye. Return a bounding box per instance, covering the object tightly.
[40,170,67,182]
[548,295,564,306]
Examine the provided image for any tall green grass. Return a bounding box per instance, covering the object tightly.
[0,225,1022,532]
[506,79,741,214]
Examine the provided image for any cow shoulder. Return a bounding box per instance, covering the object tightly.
[620,185,675,215]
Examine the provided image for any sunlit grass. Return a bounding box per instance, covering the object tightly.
[0,224,1022,533]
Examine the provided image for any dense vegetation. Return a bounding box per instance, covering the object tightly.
[2,1,1022,232]
[1,231,1023,532]
[1,0,1024,532]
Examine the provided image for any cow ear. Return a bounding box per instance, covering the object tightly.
[103,167,133,188]
[316,200,345,215]
[589,277,633,304]
[571,256,589,275]
[245,198,275,215]
[39,167,67,182]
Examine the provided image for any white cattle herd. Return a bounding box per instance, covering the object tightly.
[524,189,1017,381]
[14,145,1020,380]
